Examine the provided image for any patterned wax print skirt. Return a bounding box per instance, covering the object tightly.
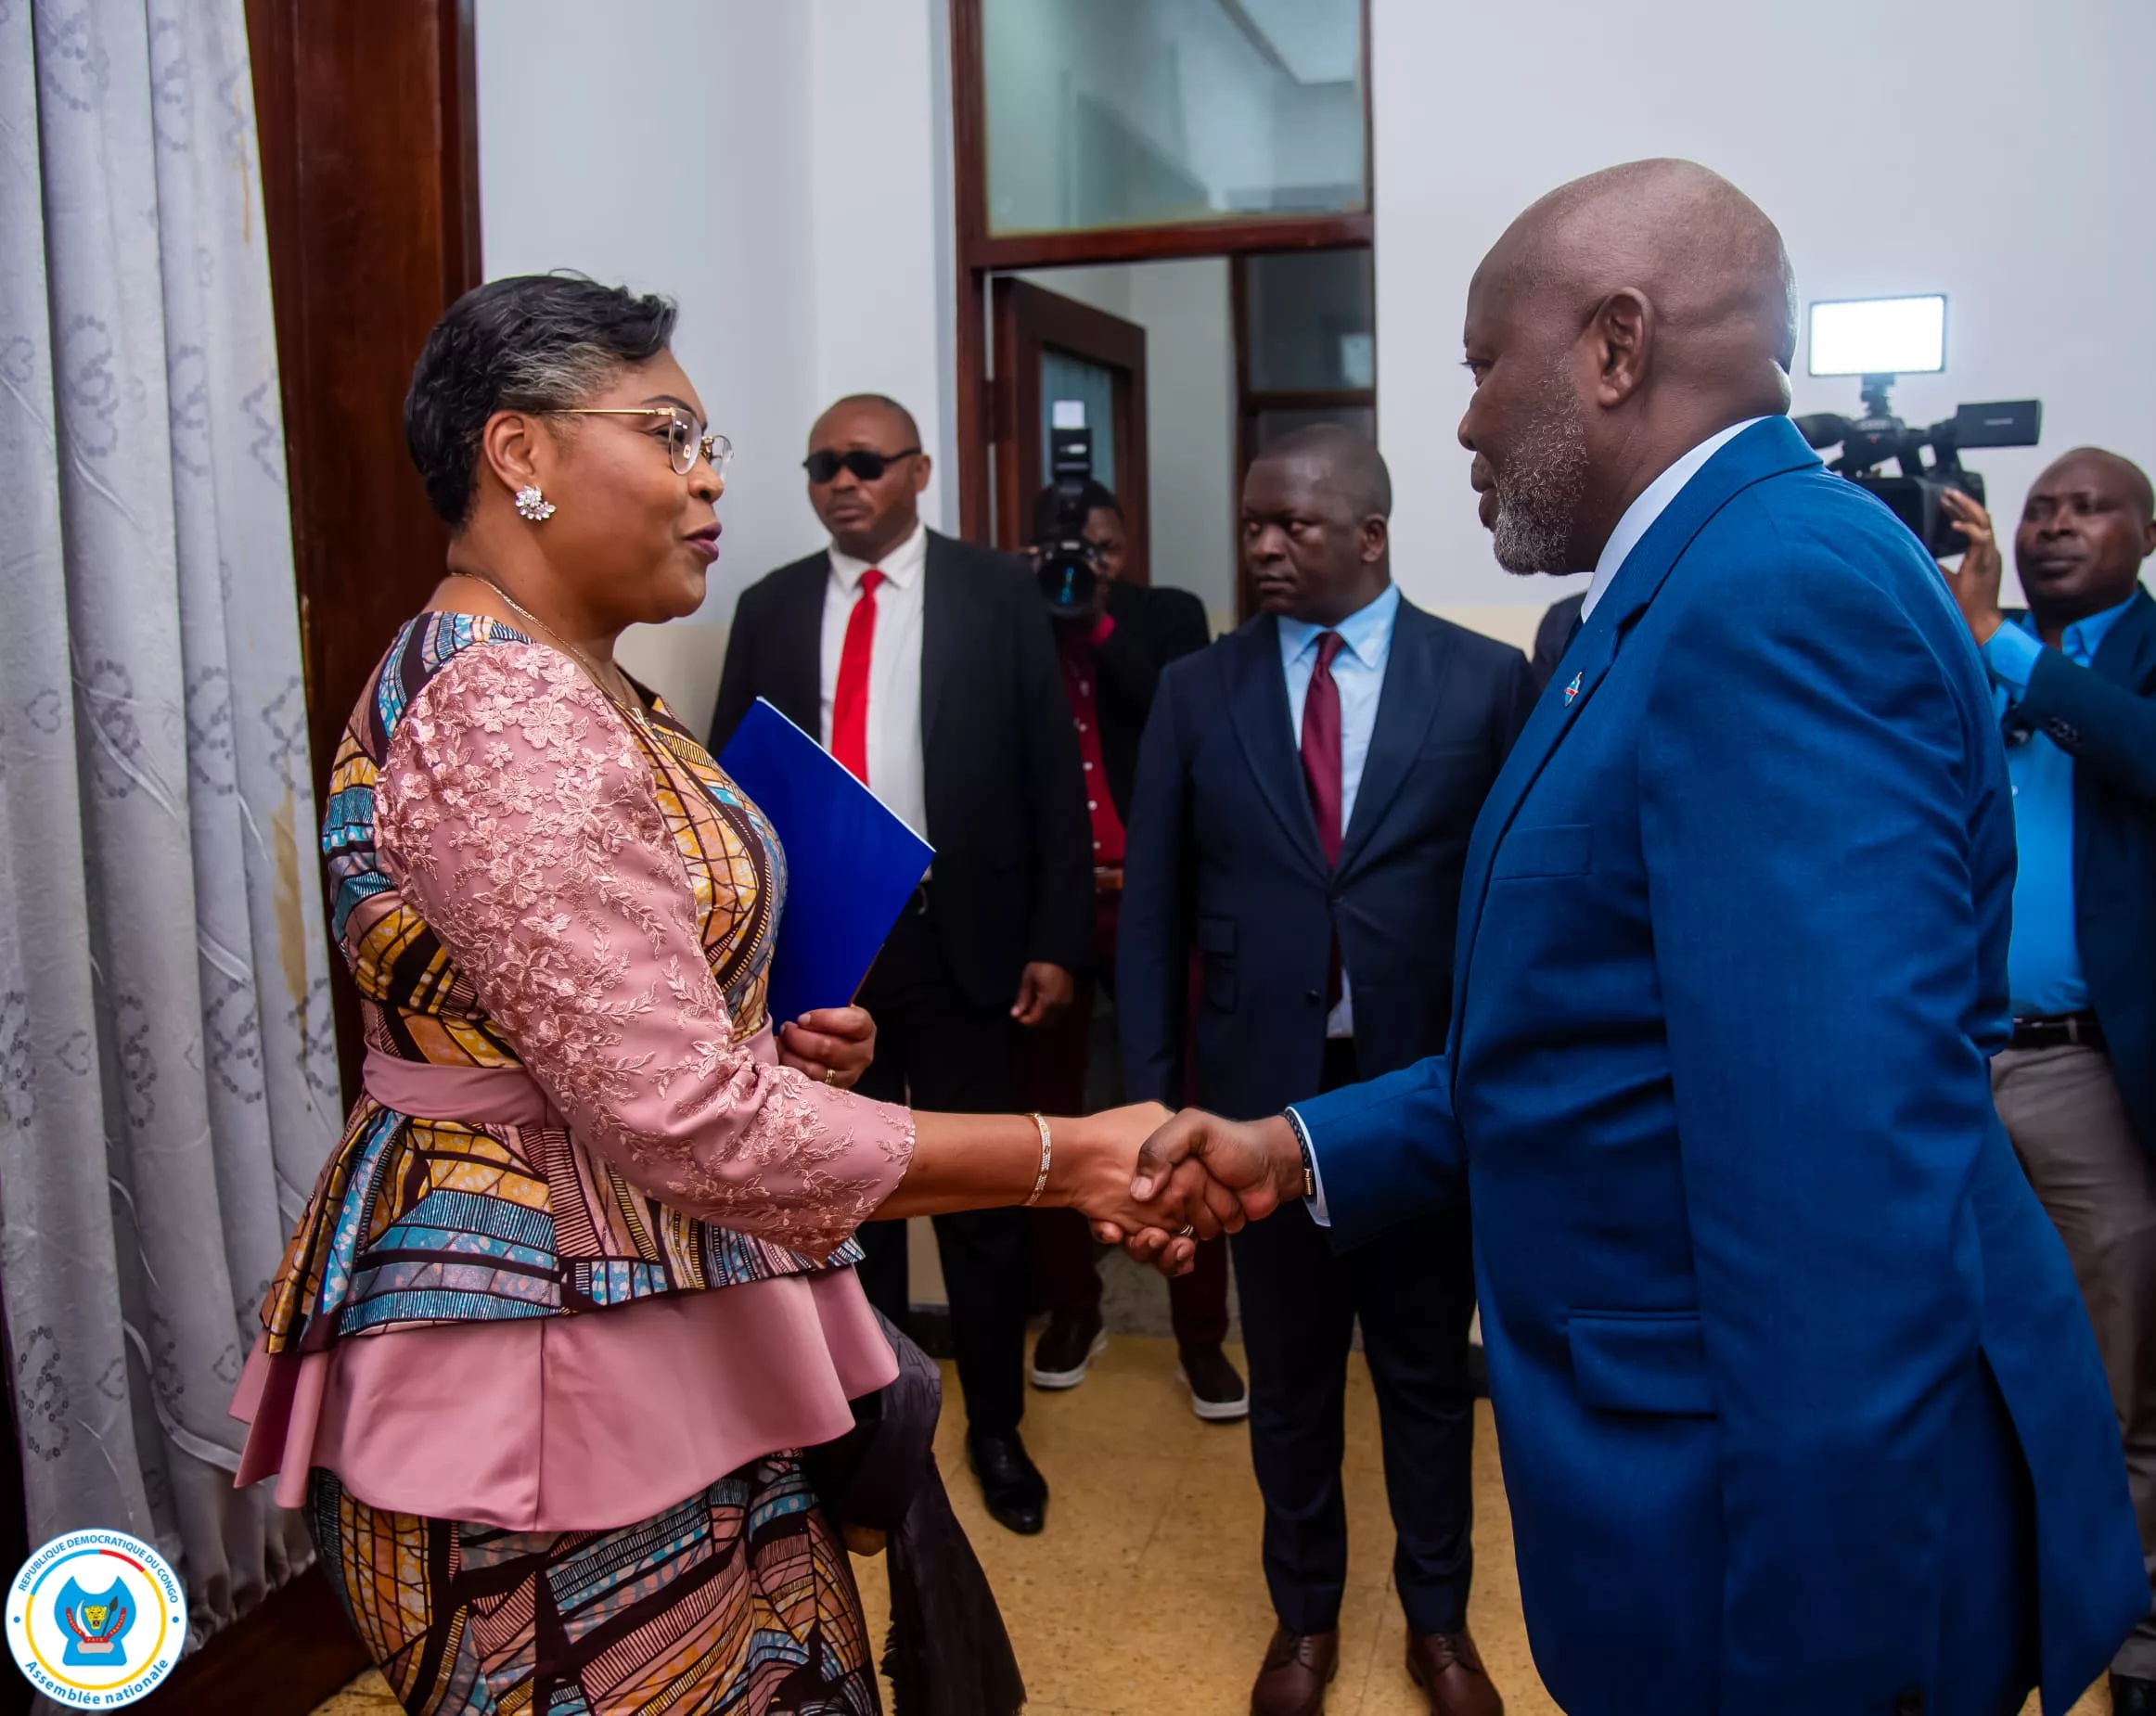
[308,1458,879,1715]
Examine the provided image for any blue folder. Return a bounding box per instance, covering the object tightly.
[718,698,934,1028]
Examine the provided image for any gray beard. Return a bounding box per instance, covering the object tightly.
[1489,376,1589,575]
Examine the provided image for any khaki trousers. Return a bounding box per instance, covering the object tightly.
[1994,1043,2156,1679]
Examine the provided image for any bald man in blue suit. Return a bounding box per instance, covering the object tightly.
[1117,160,2145,1716]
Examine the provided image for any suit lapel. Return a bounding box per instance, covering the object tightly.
[1448,618,1622,1045]
[919,532,955,758]
[2092,587,2156,688]
[1229,618,1328,883]
[771,556,828,734]
[1447,417,1824,1057]
[1336,601,1452,879]
[2072,588,2155,882]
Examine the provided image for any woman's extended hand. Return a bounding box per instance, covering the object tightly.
[779,1005,877,1091]
[1048,1102,1246,1275]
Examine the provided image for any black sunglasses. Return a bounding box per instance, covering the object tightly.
[803,446,920,484]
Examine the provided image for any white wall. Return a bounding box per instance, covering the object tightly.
[1015,260,1239,632]
[1371,0,2156,628]
[476,0,951,724]
[808,0,955,520]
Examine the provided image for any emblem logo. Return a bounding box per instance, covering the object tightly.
[7,1530,186,1707]
[1562,672,1584,707]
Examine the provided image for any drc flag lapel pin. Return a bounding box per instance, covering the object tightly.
[1562,671,1583,707]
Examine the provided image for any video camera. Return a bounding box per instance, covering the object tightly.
[1796,295,2041,559]
[1034,401,1099,617]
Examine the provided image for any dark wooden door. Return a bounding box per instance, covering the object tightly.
[990,277,1150,582]
[245,0,483,1106]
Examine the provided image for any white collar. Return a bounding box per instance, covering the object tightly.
[829,519,929,593]
[1579,418,1768,621]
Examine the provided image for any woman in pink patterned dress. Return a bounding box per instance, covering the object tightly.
[229,276,1200,1715]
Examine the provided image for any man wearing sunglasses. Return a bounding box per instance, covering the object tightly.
[710,393,1092,1536]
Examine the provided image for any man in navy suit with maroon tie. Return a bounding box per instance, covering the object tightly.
[1118,424,1535,1715]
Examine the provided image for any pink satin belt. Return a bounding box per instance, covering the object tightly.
[361,1047,563,1126]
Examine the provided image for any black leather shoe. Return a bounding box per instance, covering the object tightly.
[968,1430,1047,1534]
[2113,1673,2156,1716]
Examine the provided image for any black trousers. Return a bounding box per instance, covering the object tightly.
[852,900,1029,1440]
[1228,1037,1479,1636]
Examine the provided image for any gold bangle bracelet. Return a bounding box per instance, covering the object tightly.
[1023,1113,1053,1207]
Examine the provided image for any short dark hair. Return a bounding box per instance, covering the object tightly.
[816,393,923,450]
[1029,479,1122,544]
[2050,445,2155,523]
[1255,423,1392,519]
[404,273,679,524]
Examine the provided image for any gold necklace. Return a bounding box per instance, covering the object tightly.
[452,571,644,718]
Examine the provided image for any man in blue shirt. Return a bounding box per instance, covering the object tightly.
[1119,426,1534,1716]
[1940,450,2156,1713]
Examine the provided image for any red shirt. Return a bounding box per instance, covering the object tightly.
[1058,615,1126,867]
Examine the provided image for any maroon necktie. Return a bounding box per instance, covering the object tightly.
[1300,632,1346,1011]
[1299,631,1345,864]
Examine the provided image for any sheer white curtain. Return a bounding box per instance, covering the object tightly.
[0,0,340,1647]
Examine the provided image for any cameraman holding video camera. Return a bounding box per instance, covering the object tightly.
[1939,448,2156,1713]
[1020,477,1248,1420]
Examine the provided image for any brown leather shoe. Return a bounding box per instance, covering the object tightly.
[1251,1623,1339,1716]
[1405,1629,1504,1716]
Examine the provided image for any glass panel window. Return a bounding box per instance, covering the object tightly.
[982,0,1367,237]
[1039,352,1118,490]
[1251,403,1375,455]
[1244,250,1374,391]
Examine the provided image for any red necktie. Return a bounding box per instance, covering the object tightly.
[830,568,886,784]
[1300,631,1345,864]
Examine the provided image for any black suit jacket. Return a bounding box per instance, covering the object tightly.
[1118,594,1539,1118]
[2003,586,2156,1157]
[1081,580,1211,822]
[710,531,1093,1007]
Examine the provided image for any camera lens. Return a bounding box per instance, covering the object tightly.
[1036,545,1097,614]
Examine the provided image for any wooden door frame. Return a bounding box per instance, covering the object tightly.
[247,0,484,1112]
[949,0,1374,544]
[991,278,1150,581]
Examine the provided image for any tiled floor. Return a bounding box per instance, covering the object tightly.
[312,1332,2106,1715]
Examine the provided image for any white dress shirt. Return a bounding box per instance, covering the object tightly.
[1579,417,1770,621]
[1277,580,1401,1038]
[820,520,930,841]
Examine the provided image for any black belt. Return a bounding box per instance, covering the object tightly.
[2010,1011,2104,1052]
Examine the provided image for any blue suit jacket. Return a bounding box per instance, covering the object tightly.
[1295,419,2144,1715]
[2002,587,2156,1156]
[1119,596,1536,1116]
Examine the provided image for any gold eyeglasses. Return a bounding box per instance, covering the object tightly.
[550,406,733,479]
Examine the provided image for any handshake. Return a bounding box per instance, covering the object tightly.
[1069,1104,1312,1276]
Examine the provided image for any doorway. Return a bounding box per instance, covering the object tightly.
[985,249,1375,634]
[991,278,1152,583]
[948,0,1374,586]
